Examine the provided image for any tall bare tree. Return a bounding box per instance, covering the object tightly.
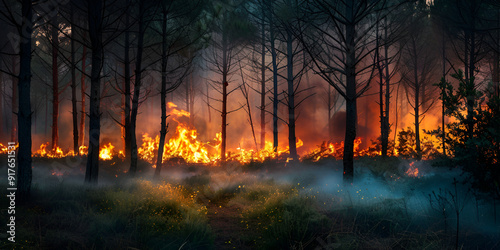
[154,0,204,177]
[17,0,34,197]
[205,0,256,162]
[399,4,440,160]
[301,0,393,184]
[85,0,104,184]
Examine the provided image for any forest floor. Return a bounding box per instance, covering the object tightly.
[206,203,253,249]
[0,155,499,249]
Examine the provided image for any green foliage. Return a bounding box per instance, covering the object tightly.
[432,71,500,198]
[397,127,417,159]
[397,127,439,160]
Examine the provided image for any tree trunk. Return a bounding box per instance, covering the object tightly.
[260,8,266,150]
[413,39,421,160]
[495,9,500,98]
[51,15,59,150]
[239,66,258,150]
[124,6,131,162]
[85,0,103,184]
[270,8,279,152]
[383,24,390,157]
[0,72,3,137]
[286,28,298,161]
[221,20,228,162]
[130,0,145,174]
[17,0,33,198]
[376,21,386,157]
[155,5,168,177]
[343,0,356,185]
[70,6,79,153]
[206,83,211,123]
[80,38,87,148]
[466,26,476,141]
[442,30,446,156]
[328,84,334,141]
[185,75,190,113]
[189,74,195,126]
[11,57,17,142]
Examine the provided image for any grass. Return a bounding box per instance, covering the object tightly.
[0,180,214,250]
[1,156,499,249]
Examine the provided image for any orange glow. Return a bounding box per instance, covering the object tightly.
[79,145,88,155]
[0,143,9,154]
[13,99,446,166]
[405,162,420,178]
[33,143,75,158]
[99,143,114,160]
[303,138,364,161]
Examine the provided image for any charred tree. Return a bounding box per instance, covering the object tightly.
[51,14,60,150]
[155,2,169,177]
[343,1,357,182]
[154,0,203,176]
[80,36,87,148]
[238,60,258,149]
[85,0,104,184]
[302,0,398,184]
[123,3,131,163]
[17,0,33,198]
[11,57,17,142]
[129,0,146,175]
[221,24,228,162]
[285,27,298,160]
[399,8,439,160]
[260,12,266,150]
[269,2,279,152]
[206,1,255,162]
[70,5,79,153]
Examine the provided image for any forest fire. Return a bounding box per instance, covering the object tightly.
[2,118,442,165]
[33,143,75,158]
[303,138,363,161]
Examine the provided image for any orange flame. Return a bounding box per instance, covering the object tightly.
[33,143,75,158]
[405,161,420,178]
[99,143,114,160]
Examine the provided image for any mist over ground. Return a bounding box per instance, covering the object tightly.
[2,155,498,249]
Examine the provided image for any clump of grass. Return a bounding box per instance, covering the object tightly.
[88,180,213,249]
[242,188,329,249]
[0,181,214,249]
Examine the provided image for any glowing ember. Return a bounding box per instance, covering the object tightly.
[0,143,9,154]
[79,145,88,155]
[405,162,420,178]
